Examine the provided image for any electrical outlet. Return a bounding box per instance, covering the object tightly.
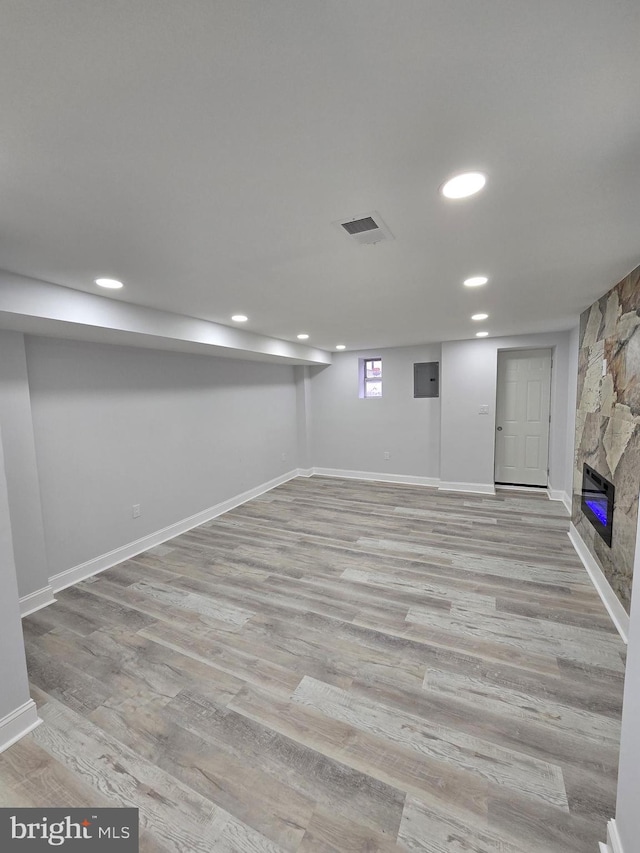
[281,452,287,461]
[384,451,390,460]
[132,504,141,518]
[478,404,489,415]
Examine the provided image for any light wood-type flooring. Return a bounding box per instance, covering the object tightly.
[1,477,626,852]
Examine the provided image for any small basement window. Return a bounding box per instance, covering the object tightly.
[361,358,382,398]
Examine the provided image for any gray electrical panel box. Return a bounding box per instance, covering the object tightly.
[414,362,439,398]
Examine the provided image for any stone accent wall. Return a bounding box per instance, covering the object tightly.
[573,264,640,613]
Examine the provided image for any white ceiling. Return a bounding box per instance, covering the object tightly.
[1,1,639,352]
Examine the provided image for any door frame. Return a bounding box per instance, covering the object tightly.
[493,346,554,488]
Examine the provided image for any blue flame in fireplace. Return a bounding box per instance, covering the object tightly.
[585,498,608,526]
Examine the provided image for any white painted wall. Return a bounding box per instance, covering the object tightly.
[565,324,580,503]
[294,366,312,471]
[0,270,331,365]
[440,331,573,494]
[25,337,299,577]
[613,499,640,852]
[1,328,577,590]
[0,428,33,719]
[440,339,498,489]
[0,332,49,598]
[308,345,442,479]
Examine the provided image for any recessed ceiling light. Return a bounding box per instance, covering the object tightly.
[95,278,123,289]
[336,345,346,350]
[441,171,486,199]
[464,276,488,287]
[231,314,248,322]
[476,331,489,337]
[297,334,309,340]
[471,313,489,321]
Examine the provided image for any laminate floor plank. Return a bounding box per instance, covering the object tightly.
[81,574,247,638]
[129,578,255,627]
[163,688,406,838]
[291,676,568,811]
[8,476,623,851]
[230,508,578,568]
[237,534,598,600]
[240,611,426,690]
[89,696,315,851]
[406,604,624,671]
[398,795,526,853]
[421,667,620,744]
[297,808,407,853]
[353,610,563,678]
[495,595,617,632]
[168,569,366,624]
[228,683,490,819]
[348,675,619,778]
[138,621,304,697]
[358,539,591,584]
[262,570,449,618]
[32,699,235,853]
[172,521,599,609]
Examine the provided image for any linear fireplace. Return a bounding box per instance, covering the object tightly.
[581,464,615,547]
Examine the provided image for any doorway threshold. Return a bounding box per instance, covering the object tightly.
[494,483,548,493]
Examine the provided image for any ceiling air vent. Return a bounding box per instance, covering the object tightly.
[334,211,394,245]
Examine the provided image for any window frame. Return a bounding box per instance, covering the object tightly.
[361,357,383,398]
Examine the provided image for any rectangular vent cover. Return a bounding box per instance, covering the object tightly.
[341,216,378,235]
[334,211,393,245]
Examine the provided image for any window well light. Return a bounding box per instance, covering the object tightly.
[441,171,486,199]
[471,313,489,321]
[464,276,488,287]
[336,344,346,350]
[297,333,309,340]
[95,278,123,289]
[231,314,248,322]
[476,331,489,337]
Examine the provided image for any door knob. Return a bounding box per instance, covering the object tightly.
[497,426,503,431]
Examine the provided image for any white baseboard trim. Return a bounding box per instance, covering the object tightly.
[49,469,301,594]
[0,699,41,755]
[296,468,314,478]
[568,523,629,644]
[311,468,440,488]
[547,488,572,515]
[438,481,496,496]
[19,584,56,618]
[604,819,624,853]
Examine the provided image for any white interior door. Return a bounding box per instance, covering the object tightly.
[494,348,552,486]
